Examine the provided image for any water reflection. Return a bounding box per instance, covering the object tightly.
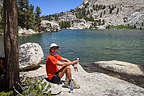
[16,29,144,65]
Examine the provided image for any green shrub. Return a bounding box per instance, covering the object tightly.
[116,8,119,14]
[75,8,87,19]
[0,91,13,96]
[18,78,51,96]
[84,16,94,22]
[106,25,135,29]
[0,78,51,96]
[59,21,71,29]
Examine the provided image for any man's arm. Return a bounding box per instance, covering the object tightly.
[61,57,71,62]
[56,59,78,66]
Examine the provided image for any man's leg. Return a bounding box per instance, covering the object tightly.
[58,66,72,81]
[58,66,80,89]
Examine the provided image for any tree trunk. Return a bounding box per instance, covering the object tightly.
[3,0,19,90]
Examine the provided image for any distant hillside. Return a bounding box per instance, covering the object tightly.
[42,0,144,29]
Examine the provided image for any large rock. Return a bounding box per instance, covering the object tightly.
[18,28,38,35]
[125,12,144,29]
[58,12,77,21]
[20,65,47,77]
[21,64,144,96]
[41,20,60,32]
[19,43,44,71]
[93,60,144,76]
[97,25,106,29]
[85,60,144,88]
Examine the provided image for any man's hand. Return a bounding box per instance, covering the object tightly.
[72,59,79,65]
[73,66,78,72]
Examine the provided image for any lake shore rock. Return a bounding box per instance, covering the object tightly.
[18,28,40,35]
[20,63,144,96]
[41,20,61,32]
[85,60,144,88]
[19,43,44,71]
[92,60,144,76]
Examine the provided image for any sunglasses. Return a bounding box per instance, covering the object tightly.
[51,47,59,49]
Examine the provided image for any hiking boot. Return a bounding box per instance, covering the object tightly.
[64,78,69,87]
[64,79,80,89]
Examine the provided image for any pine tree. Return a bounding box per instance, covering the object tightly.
[24,0,30,29]
[35,6,41,31]
[17,0,34,29]
[102,19,105,25]
[134,24,136,28]
[17,0,29,29]
[59,21,71,29]
[142,22,144,26]
[103,10,106,15]
[17,0,26,28]
[28,4,35,29]
[100,12,102,18]
[2,0,19,90]
[116,8,119,14]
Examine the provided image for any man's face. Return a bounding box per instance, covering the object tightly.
[50,47,59,54]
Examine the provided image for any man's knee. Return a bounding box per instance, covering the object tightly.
[66,66,71,71]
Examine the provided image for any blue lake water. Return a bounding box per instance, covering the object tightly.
[18,29,144,65]
[1,29,144,65]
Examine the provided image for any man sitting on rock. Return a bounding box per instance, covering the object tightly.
[45,43,80,89]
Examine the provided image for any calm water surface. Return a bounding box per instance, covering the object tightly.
[1,29,144,65]
[19,29,144,65]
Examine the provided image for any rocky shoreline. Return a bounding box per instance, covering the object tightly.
[0,20,61,36]
[20,63,144,96]
[19,43,144,86]
[16,42,144,95]
[84,60,144,88]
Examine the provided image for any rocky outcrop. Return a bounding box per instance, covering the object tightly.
[41,20,60,32]
[43,0,144,29]
[97,25,106,29]
[93,60,144,76]
[125,12,144,29]
[85,60,144,88]
[20,64,46,77]
[20,64,144,96]
[18,28,39,35]
[19,43,44,71]
[80,0,144,27]
[69,20,91,29]
[1,28,39,36]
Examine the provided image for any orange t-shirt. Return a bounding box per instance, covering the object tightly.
[45,54,62,80]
